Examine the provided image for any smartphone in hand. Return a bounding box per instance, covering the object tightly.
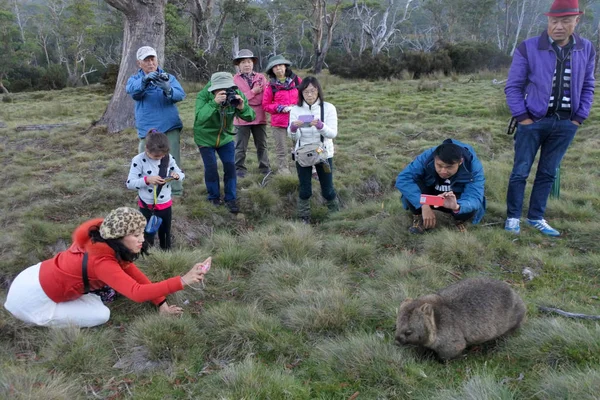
[198,257,212,274]
[298,115,314,127]
[420,194,445,207]
[163,176,176,183]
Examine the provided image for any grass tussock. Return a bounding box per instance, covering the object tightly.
[0,365,83,399]
[124,314,203,362]
[423,229,487,271]
[307,332,420,394]
[42,326,118,376]
[431,373,518,400]
[501,318,600,367]
[197,357,310,399]
[537,367,600,399]
[197,302,298,361]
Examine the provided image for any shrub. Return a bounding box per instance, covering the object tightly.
[445,42,512,73]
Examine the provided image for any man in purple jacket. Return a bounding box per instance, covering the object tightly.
[504,0,595,236]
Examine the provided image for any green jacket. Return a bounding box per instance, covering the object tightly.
[193,82,256,148]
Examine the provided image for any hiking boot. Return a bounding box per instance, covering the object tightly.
[209,198,222,206]
[300,216,311,224]
[326,197,340,213]
[525,218,560,236]
[226,200,240,214]
[504,218,520,235]
[455,220,467,233]
[408,215,424,234]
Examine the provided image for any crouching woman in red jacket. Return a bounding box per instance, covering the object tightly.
[4,207,208,328]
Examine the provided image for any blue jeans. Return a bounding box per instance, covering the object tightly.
[297,158,336,201]
[506,116,578,220]
[199,141,236,202]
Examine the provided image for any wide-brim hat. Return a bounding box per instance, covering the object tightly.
[544,0,583,17]
[265,55,292,73]
[233,49,258,65]
[209,72,237,92]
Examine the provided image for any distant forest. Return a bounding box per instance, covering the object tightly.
[1,0,599,92]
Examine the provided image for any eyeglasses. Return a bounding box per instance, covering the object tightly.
[303,89,318,95]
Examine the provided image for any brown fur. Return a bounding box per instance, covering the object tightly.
[395,277,526,360]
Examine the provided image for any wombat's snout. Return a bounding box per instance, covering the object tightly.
[394,335,405,346]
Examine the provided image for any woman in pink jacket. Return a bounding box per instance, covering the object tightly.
[262,55,302,175]
[233,49,271,178]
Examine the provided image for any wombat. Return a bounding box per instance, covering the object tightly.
[395,277,526,360]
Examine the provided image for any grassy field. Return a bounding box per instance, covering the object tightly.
[0,72,599,399]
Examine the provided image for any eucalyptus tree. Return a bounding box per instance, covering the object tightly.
[99,0,167,133]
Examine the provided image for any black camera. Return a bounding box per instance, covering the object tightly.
[155,72,169,82]
[222,87,241,107]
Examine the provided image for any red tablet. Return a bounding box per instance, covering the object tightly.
[420,194,445,207]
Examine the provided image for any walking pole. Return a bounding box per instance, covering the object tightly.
[550,165,560,199]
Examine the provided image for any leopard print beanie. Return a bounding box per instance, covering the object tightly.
[99,207,147,239]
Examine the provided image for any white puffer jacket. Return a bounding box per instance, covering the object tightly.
[287,99,337,158]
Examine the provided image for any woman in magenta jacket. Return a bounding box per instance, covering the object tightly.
[262,55,302,175]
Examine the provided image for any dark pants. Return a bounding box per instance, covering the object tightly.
[297,158,336,201]
[235,124,270,173]
[139,206,172,250]
[506,116,578,220]
[406,185,475,222]
[199,141,236,202]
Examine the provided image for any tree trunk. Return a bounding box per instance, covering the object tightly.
[99,0,167,133]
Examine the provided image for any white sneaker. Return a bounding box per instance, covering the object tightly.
[504,218,520,234]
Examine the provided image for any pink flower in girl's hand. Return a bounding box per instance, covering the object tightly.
[198,257,212,274]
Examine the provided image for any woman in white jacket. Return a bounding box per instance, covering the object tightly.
[288,76,339,223]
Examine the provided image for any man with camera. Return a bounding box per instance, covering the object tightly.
[126,46,186,196]
[193,72,255,213]
[395,139,486,234]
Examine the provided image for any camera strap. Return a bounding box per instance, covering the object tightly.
[82,252,90,294]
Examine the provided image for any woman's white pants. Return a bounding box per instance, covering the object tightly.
[4,263,110,328]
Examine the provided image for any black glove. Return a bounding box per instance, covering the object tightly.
[142,71,159,87]
[155,78,171,94]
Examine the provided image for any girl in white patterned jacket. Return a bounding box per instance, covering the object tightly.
[126,130,184,250]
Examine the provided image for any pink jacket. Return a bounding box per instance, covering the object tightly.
[262,76,302,128]
[234,72,268,126]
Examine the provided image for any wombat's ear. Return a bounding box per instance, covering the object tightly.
[419,303,434,317]
[400,298,413,309]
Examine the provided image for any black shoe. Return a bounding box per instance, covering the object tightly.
[226,200,239,214]
[300,216,311,224]
[209,198,222,206]
[408,215,424,234]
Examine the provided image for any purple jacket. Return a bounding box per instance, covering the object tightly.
[505,31,595,124]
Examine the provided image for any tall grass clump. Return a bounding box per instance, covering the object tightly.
[306,332,421,395]
[124,314,203,362]
[205,232,265,271]
[198,302,300,361]
[537,367,600,399]
[325,236,376,267]
[41,326,117,376]
[429,373,518,400]
[138,249,209,281]
[500,318,600,367]
[195,357,310,399]
[423,230,487,271]
[0,366,83,400]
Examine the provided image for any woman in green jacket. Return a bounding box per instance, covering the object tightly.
[193,72,255,213]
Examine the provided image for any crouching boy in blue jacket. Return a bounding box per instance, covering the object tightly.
[395,139,486,234]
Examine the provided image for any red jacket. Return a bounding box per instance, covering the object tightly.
[234,72,268,126]
[38,219,183,306]
[262,76,302,128]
